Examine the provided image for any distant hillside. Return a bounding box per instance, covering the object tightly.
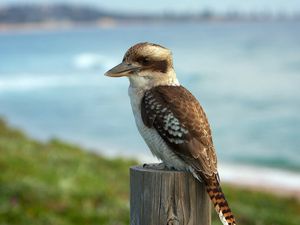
[0,4,109,23]
[0,4,299,27]
[0,4,178,24]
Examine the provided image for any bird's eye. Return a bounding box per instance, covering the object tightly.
[139,57,150,65]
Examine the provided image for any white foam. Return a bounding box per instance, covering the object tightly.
[0,74,101,92]
[73,53,116,70]
[219,164,300,191]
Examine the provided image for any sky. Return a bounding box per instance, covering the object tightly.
[1,0,300,14]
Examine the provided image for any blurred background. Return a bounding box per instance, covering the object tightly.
[0,1,300,225]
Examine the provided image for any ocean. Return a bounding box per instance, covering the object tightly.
[0,22,299,187]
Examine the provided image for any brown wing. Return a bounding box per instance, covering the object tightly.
[141,85,217,178]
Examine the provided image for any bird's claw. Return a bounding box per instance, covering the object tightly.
[143,163,166,170]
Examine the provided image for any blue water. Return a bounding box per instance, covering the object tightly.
[0,22,299,171]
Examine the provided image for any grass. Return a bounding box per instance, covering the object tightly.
[0,119,299,225]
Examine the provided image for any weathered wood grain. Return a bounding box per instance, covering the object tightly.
[130,165,211,225]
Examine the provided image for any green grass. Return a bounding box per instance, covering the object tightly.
[0,119,299,225]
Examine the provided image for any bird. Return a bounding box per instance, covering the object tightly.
[105,42,236,225]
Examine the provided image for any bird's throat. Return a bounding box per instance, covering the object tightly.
[128,71,180,90]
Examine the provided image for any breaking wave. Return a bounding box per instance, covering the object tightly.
[73,53,116,71]
[0,53,119,92]
[0,74,103,92]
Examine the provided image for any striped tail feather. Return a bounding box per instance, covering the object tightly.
[205,174,236,225]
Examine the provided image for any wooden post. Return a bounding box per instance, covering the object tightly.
[130,165,211,225]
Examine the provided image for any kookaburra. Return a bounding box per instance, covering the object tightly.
[105,42,236,225]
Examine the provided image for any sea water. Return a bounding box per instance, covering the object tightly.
[0,22,299,177]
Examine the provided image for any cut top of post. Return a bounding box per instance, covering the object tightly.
[130,164,211,225]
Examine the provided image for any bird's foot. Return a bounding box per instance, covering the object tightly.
[143,163,166,170]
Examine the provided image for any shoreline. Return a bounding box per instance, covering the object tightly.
[0,19,297,34]
[219,164,300,200]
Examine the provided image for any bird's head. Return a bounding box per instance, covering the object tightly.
[105,42,179,89]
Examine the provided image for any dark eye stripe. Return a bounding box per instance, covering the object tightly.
[152,60,168,73]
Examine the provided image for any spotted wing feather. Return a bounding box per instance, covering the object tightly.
[141,85,217,178]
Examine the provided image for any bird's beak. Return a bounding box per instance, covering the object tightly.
[105,62,141,77]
